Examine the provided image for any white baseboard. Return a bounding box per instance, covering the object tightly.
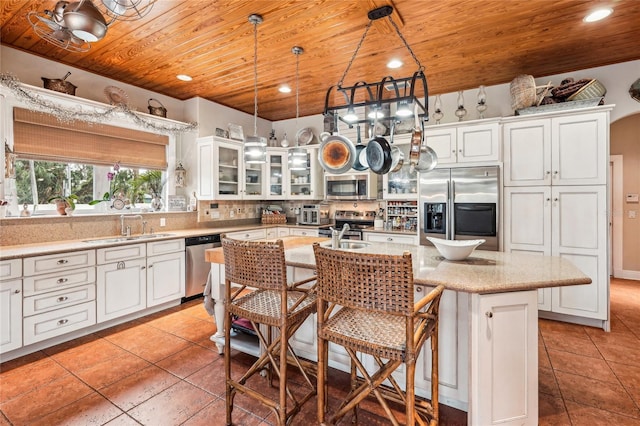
[613,269,640,281]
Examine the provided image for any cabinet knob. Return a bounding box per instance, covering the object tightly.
[416,286,423,293]
[546,198,551,202]
[57,259,69,265]
[485,311,493,318]
[553,171,559,175]
[57,278,68,284]
[387,237,393,241]
[57,296,69,303]
[14,289,21,294]
[546,171,551,175]
[554,198,559,202]
[57,319,69,326]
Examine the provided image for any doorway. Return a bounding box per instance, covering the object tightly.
[610,155,623,277]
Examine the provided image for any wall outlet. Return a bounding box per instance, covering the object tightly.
[160,217,166,227]
[229,209,235,218]
[629,210,637,219]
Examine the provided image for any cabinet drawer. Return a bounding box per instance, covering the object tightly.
[24,250,95,277]
[364,233,417,244]
[226,229,266,240]
[24,284,96,316]
[97,244,145,264]
[23,267,95,296]
[147,239,185,256]
[23,301,96,346]
[0,259,22,281]
[290,228,318,237]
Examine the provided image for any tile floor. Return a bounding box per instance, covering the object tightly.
[1,278,638,425]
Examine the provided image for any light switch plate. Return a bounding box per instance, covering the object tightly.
[626,193,639,203]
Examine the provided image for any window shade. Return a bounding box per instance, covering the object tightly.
[13,108,168,169]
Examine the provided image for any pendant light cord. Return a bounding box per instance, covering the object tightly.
[252,17,259,136]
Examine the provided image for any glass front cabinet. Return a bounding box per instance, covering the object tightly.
[382,135,418,200]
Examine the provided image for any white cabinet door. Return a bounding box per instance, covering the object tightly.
[243,162,267,200]
[456,122,500,163]
[503,187,552,254]
[552,113,607,186]
[215,140,242,200]
[288,148,323,200]
[503,119,551,186]
[425,127,457,165]
[266,149,288,199]
[0,259,21,281]
[147,251,185,307]
[471,290,538,426]
[381,137,419,199]
[96,258,146,322]
[0,279,22,353]
[197,137,214,199]
[551,186,608,319]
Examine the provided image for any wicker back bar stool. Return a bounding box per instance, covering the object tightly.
[221,236,317,426]
[312,243,445,426]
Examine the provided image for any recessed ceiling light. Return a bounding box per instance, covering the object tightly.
[177,74,193,81]
[279,85,291,93]
[584,8,613,22]
[387,59,403,69]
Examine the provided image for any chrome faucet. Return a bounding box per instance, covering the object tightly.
[330,223,350,249]
[120,214,143,236]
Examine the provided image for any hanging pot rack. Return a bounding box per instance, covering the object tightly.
[323,5,430,126]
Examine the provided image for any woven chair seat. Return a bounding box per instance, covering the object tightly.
[322,308,407,361]
[229,289,316,327]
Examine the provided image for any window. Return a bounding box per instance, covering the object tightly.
[15,159,163,214]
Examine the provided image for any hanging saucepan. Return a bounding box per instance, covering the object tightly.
[352,124,369,171]
[318,127,356,174]
[366,115,392,174]
[389,121,405,173]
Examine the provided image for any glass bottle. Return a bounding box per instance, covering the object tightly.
[433,95,444,124]
[455,91,467,122]
[476,85,487,119]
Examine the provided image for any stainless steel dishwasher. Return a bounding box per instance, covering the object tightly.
[184,234,221,301]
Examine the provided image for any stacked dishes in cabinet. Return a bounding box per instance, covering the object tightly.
[386,200,418,231]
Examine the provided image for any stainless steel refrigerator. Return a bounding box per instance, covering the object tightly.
[419,166,499,250]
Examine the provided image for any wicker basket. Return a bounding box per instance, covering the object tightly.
[261,214,287,224]
[510,74,537,111]
[567,79,606,101]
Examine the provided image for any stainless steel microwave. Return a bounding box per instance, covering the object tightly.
[324,172,380,200]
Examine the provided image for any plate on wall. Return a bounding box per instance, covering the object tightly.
[104,86,129,106]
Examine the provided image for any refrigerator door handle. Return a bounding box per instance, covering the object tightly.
[449,180,455,240]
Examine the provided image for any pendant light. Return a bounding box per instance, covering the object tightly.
[288,46,307,171]
[244,14,267,164]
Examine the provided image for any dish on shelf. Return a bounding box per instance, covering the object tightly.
[427,237,485,261]
[104,86,129,106]
[296,128,314,145]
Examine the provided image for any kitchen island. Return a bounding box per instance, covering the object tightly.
[205,236,591,425]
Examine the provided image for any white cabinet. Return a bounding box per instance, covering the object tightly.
[503,112,608,186]
[504,186,608,320]
[471,290,538,426]
[381,135,418,199]
[146,239,185,307]
[425,121,500,165]
[285,147,323,200]
[1,279,22,353]
[363,232,417,245]
[197,136,267,200]
[96,244,146,322]
[22,250,97,346]
[266,227,290,239]
[266,149,288,199]
[225,228,266,241]
[503,108,611,327]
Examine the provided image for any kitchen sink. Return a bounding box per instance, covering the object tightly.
[322,241,372,250]
[83,233,175,244]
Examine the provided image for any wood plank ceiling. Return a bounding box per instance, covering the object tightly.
[2,0,639,121]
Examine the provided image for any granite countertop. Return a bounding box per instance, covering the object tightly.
[0,224,299,260]
[207,237,591,294]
